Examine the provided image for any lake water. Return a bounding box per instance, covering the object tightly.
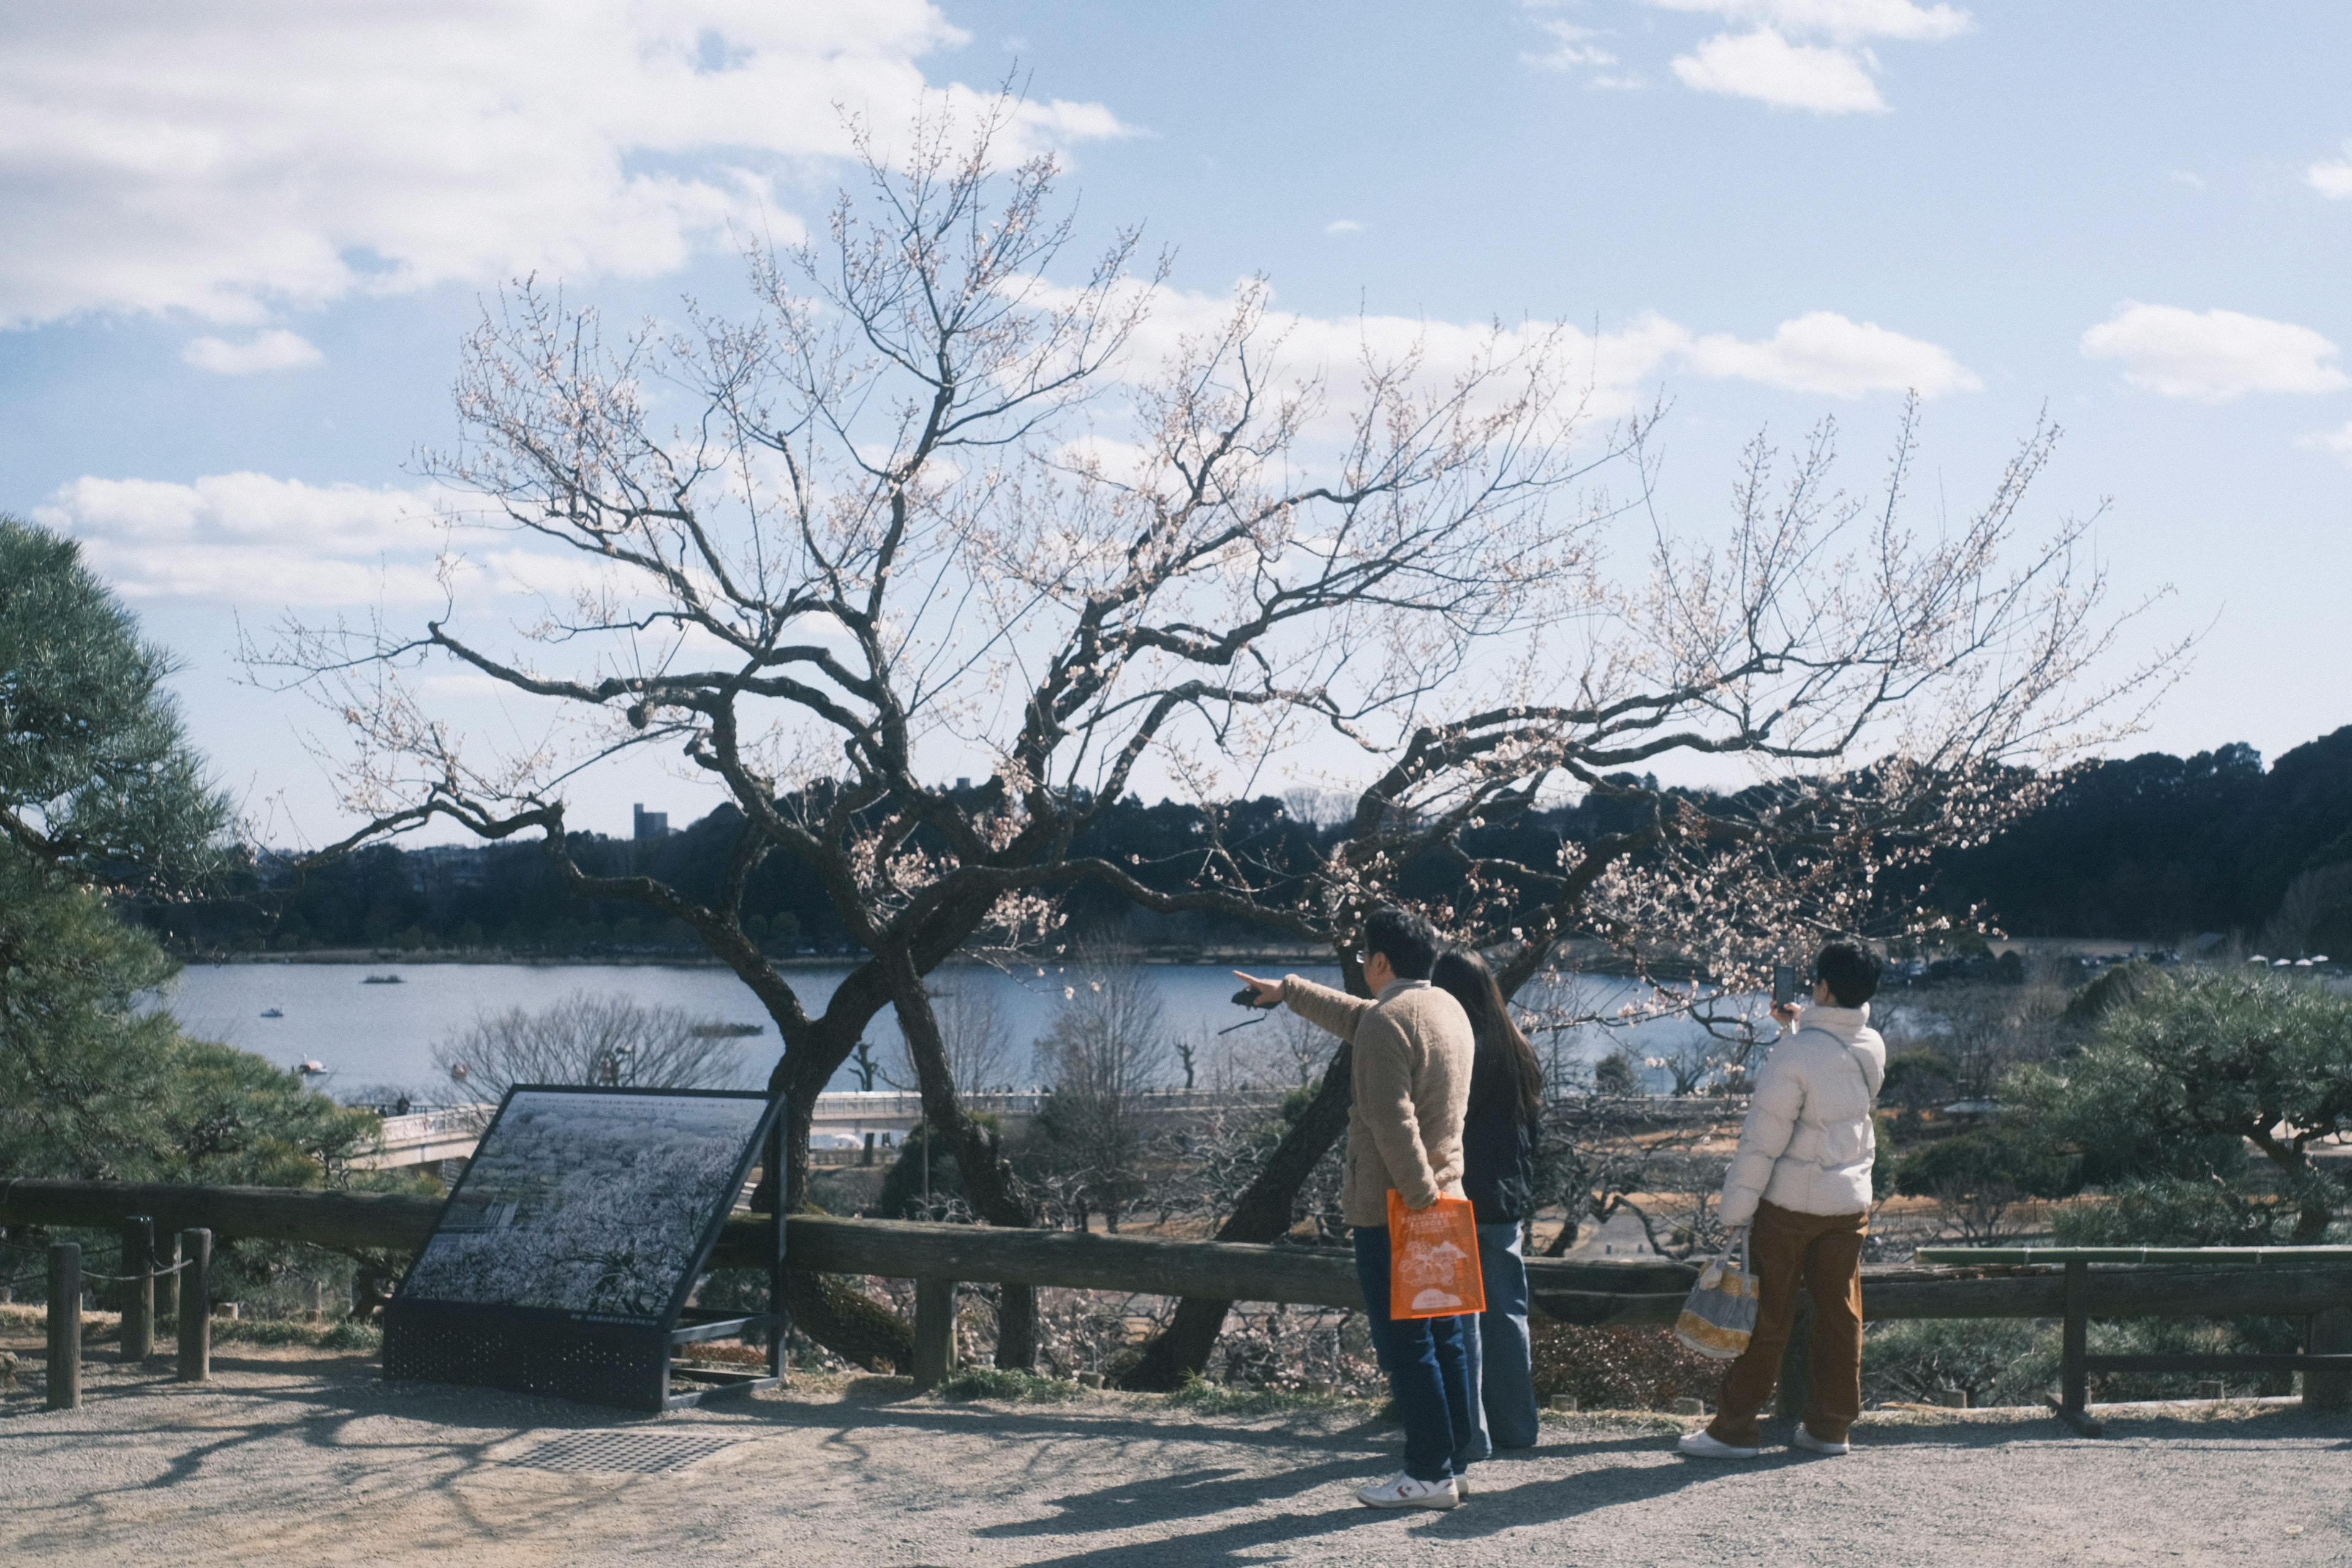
[151,960,1721,1101]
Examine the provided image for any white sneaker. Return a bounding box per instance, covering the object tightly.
[1355,1470,1460,1510]
[1676,1429,1762,1460]
[1790,1427,1850,1455]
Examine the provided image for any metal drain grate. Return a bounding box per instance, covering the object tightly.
[508,1430,741,1474]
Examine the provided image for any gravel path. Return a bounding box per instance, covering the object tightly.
[2,1345,2347,1566]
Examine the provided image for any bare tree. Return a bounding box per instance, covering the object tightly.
[1024,951,1169,1231]
[902,976,1015,1098]
[255,94,1598,1370]
[431,991,745,1101]
[2260,862,2352,959]
[1645,1034,1724,1098]
[1114,402,2184,1387]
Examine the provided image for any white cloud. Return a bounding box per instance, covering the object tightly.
[35,472,453,603]
[1686,309,1980,396]
[0,2,1129,328]
[2296,420,2352,465]
[2307,143,2352,200]
[180,329,323,374]
[1325,219,1365,234]
[1050,279,1698,418]
[1643,0,1967,113]
[46,297,1972,607]
[1038,278,1969,409]
[1671,28,1887,113]
[1524,21,1621,73]
[1645,0,1969,44]
[2081,303,2348,401]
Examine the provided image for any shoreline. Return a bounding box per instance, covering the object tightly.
[164,948,1346,971]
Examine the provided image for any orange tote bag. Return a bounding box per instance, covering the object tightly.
[1386,1189,1486,1319]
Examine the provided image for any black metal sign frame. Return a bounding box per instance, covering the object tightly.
[383,1084,786,1412]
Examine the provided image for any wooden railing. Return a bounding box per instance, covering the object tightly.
[5,1180,2348,1418]
[1914,1245,2352,1434]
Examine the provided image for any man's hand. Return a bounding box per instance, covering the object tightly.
[1770,1001,1802,1030]
[1232,971,1284,1009]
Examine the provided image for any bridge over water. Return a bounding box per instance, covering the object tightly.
[348,1088,1298,1170]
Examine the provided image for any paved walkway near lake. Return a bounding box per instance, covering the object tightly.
[3,1347,2346,1567]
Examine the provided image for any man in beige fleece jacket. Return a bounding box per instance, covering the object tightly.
[1236,905,1478,1510]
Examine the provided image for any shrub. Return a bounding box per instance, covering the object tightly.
[1863,1314,2301,1407]
[1863,1317,2054,1408]
[1880,1049,1958,1112]
[2007,968,2352,1240]
[1165,1372,1356,1418]
[2051,1175,2332,1248]
[1895,1123,2079,1204]
[2059,960,2162,1028]
[876,1123,971,1218]
[939,1366,1085,1403]
[1529,1317,1721,1411]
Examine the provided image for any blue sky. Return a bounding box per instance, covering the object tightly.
[4,1,2348,843]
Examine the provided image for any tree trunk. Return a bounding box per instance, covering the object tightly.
[1119,1041,1355,1390]
[880,943,1042,1370]
[756,986,921,1373]
[2250,1134,2339,1246]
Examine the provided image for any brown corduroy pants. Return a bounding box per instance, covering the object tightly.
[1705,1200,1868,1446]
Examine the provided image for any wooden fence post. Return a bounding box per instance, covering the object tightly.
[2306,1305,2351,1413]
[2052,1258,2102,1436]
[120,1216,154,1362]
[913,1276,956,1390]
[769,1111,789,1382]
[47,1243,81,1411]
[177,1228,211,1382]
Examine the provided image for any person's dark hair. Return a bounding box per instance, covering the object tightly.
[1814,938,1885,1008]
[1362,905,1440,981]
[1432,948,1543,1126]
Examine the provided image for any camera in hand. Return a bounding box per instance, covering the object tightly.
[1232,986,1276,1009]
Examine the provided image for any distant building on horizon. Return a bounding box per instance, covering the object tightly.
[632,803,670,841]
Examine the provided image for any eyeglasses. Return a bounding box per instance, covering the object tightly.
[1353,951,1370,968]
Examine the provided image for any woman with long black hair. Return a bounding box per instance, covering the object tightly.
[1430,947,1545,1450]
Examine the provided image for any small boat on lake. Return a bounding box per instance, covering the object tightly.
[260,1006,285,1019]
[362,974,404,984]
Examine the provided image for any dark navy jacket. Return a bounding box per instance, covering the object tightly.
[1461,1050,1537,1226]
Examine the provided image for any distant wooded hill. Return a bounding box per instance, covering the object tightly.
[1934,724,2352,953]
[139,728,2352,958]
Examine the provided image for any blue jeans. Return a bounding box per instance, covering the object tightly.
[1463,1222,1541,1450]
[1353,1225,1480,1483]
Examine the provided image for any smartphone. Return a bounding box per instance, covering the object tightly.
[1771,963,1797,1008]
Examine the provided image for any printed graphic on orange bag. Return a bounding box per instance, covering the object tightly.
[1386,1189,1487,1320]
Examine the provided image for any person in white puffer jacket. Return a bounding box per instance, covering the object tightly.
[1679,939,1888,1463]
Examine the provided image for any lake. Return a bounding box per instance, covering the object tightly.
[151,959,1724,1101]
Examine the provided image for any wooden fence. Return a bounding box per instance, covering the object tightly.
[4,1180,2348,1419]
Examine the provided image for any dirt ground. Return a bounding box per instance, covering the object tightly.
[2,1341,2347,1567]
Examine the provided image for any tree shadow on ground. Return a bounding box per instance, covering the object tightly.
[1844,1408,2352,1450]
[967,1447,1725,1566]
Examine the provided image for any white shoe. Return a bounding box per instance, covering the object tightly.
[1790,1427,1850,1455]
[1355,1470,1460,1510]
[1453,1472,1472,1499]
[1676,1429,1761,1460]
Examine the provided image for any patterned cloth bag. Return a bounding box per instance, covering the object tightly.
[1674,1232,1759,1360]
